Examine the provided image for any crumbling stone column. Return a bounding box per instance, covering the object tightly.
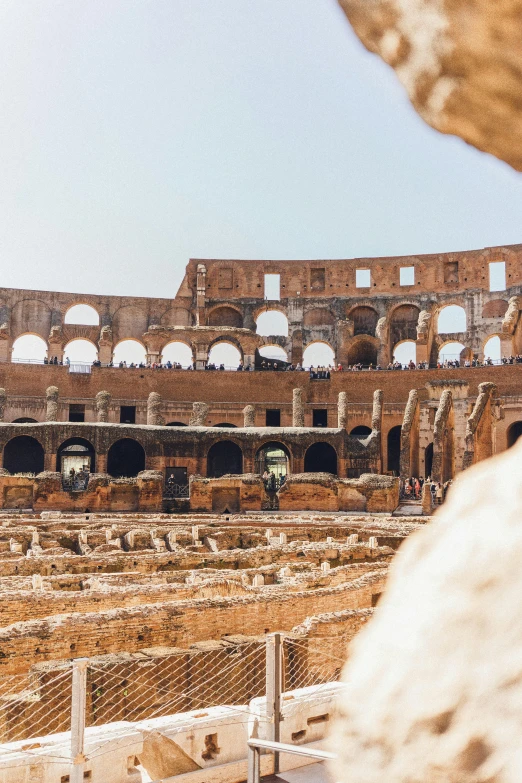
[95,391,111,422]
[243,404,255,427]
[371,389,383,432]
[189,402,209,426]
[338,392,348,429]
[147,392,164,426]
[45,386,59,422]
[292,388,304,427]
[0,388,6,422]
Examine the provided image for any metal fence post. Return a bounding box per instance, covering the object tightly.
[70,658,88,783]
[266,632,282,774]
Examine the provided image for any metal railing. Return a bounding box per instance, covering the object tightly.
[247,738,336,783]
[163,482,190,499]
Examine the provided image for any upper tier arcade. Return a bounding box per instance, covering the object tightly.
[0,243,521,367]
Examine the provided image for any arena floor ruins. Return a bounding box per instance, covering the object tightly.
[0,508,424,782]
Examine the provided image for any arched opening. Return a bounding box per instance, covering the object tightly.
[256,311,289,336]
[11,334,48,363]
[64,304,100,325]
[304,442,337,475]
[107,438,146,477]
[393,340,417,365]
[166,422,187,426]
[208,306,243,328]
[207,441,243,477]
[64,339,98,364]
[161,341,193,368]
[346,340,378,366]
[425,443,434,477]
[12,418,38,423]
[255,442,290,480]
[213,423,238,428]
[507,422,522,449]
[484,335,501,363]
[302,342,335,368]
[207,342,242,369]
[259,345,288,362]
[437,305,467,333]
[350,306,378,336]
[350,425,372,440]
[438,342,466,364]
[57,438,95,488]
[113,339,147,366]
[387,426,402,475]
[390,305,420,345]
[3,436,44,474]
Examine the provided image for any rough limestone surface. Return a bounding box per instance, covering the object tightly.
[331,438,522,783]
[293,388,304,428]
[45,386,59,422]
[338,0,522,172]
[243,404,255,427]
[147,391,164,426]
[189,402,209,426]
[0,389,6,422]
[95,390,111,422]
[338,391,348,429]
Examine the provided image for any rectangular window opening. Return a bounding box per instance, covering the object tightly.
[120,405,136,424]
[400,266,415,286]
[312,409,328,427]
[355,269,371,288]
[489,261,506,292]
[266,409,281,427]
[69,403,85,423]
[264,273,280,301]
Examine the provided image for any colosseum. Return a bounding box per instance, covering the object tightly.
[0,244,520,783]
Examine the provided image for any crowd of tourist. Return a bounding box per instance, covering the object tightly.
[63,466,90,491]
[262,470,286,491]
[400,475,453,505]
[34,354,522,371]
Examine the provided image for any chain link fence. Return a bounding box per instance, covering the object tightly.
[0,634,348,782]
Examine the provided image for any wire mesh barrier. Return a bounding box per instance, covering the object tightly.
[0,634,348,781]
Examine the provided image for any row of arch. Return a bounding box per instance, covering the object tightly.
[11,333,504,367]
[7,300,501,349]
[1,436,340,479]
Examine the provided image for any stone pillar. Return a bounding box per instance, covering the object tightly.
[337,392,348,430]
[243,404,255,427]
[196,264,207,326]
[147,392,164,426]
[0,388,6,422]
[45,386,59,422]
[189,402,209,426]
[292,388,305,427]
[95,391,111,422]
[371,389,384,473]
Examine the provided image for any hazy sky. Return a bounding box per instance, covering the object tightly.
[1,0,521,300]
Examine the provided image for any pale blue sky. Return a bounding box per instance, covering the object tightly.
[1,0,521,300]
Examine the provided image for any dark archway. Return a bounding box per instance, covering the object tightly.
[350,306,378,336]
[507,422,522,449]
[304,442,337,475]
[207,441,243,477]
[213,423,238,428]
[3,436,44,475]
[255,442,290,479]
[57,438,95,475]
[387,425,402,475]
[12,418,38,423]
[166,422,187,426]
[350,425,372,439]
[346,340,378,366]
[425,443,434,478]
[107,438,146,478]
